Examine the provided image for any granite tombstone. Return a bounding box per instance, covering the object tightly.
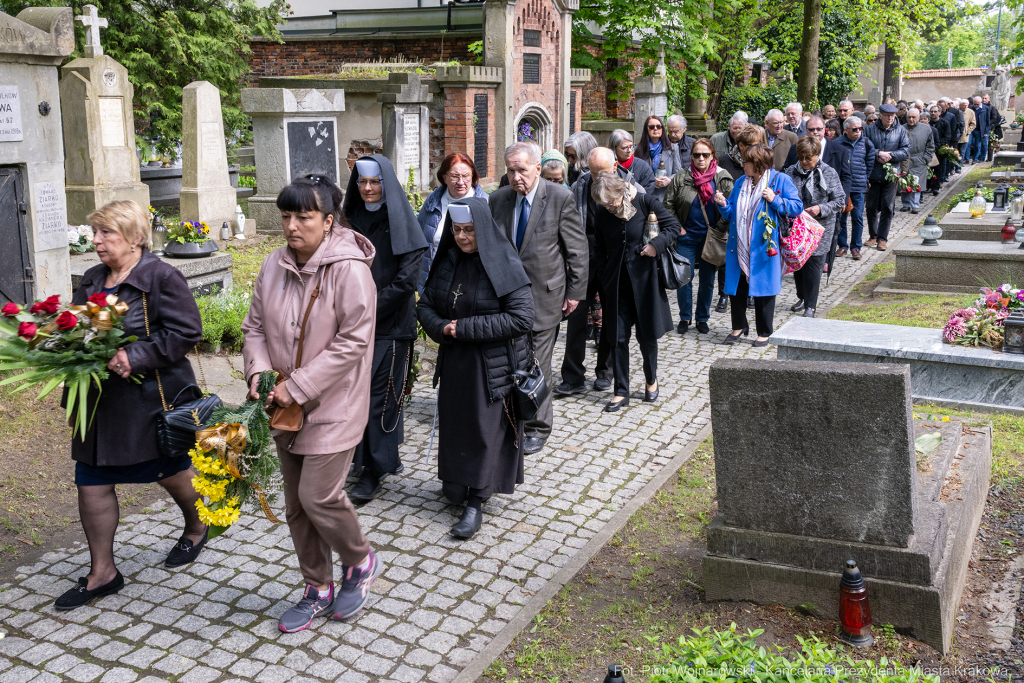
[180,81,235,228]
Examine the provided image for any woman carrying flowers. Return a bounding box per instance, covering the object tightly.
[715,143,803,347]
[55,200,206,611]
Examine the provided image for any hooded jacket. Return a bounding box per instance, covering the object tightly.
[242,226,377,454]
[838,133,875,194]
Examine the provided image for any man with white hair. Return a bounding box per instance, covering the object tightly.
[765,109,798,170]
[785,102,806,137]
[958,98,976,164]
[970,96,991,163]
[711,111,748,161]
[489,141,588,454]
[899,107,934,214]
[666,115,694,169]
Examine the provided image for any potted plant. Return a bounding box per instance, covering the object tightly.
[165,220,219,258]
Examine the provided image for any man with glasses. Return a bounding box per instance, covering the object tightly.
[765,109,798,170]
[784,116,851,192]
[785,102,807,137]
[666,115,694,170]
[836,117,875,260]
[900,108,934,215]
[863,103,910,252]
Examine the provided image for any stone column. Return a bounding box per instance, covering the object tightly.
[180,81,235,228]
[435,66,503,183]
[378,72,433,192]
[569,68,592,137]
[0,7,75,302]
[634,75,668,136]
[241,87,346,233]
[60,52,149,224]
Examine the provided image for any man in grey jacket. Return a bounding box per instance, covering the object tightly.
[864,103,911,251]
[490,142,588,454]
[899,108,934,214]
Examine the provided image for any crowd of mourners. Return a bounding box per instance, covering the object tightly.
[58,92,1001,636]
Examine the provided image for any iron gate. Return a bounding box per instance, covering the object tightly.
[0,167,33,304]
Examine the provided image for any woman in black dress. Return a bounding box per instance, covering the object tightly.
[417,198,535,539]
[592,173,680,412]
[343,157,428,503]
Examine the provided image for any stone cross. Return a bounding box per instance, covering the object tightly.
[75,5,108,59]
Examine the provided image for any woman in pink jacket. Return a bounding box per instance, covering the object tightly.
[242,175,382,633]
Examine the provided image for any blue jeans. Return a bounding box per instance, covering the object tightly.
[901,190,921,210]
[836,192,865,250]
[970,131,989,162]
[958,141,970,163]
[675,232,716,323]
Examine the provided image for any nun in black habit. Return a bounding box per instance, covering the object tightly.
[343,155,429,503]
[416,198,535,539]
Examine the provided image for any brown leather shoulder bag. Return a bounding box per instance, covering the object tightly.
[269,267,326,431]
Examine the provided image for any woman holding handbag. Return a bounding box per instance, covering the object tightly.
[242,175,382,633]
[664,138,734,335]
[591,173,680,412]
[56,200,206,612]
[417,199,534,540]
[715,144,803,347]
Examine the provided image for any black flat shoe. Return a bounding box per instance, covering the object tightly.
[644,384,659,402]
[165,528,208,568]
[553,381,586,397]
[752,338,771,348]
[604,397,629,412]
[451,506,483,539]
[696,321,710,334]
[790,299,805,312]
[677,320,690,334]
[349,472,384,505]
[593,378,612,392]
[723,328,749,345]
[55,571,124,611]
[803,308,816,318]
[715,296,728,313]
[523,436,546,454]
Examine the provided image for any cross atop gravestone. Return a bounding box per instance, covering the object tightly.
[75,4,107,59]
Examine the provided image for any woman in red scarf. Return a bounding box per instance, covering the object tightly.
[663,138,735,334]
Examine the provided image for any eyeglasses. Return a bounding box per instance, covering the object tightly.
[446,172,472,182]
[692,152,713,159]
[357,178,382,187]
[798,156,818,162]
[647,124,663,130]
[807,127,824,132]
[452,226,475,235]
[619,144,634,153]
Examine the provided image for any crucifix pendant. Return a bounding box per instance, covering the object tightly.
[452,284,463,311]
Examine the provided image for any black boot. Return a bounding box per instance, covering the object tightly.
[451,505,483,539]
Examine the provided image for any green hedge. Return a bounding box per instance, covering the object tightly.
[719,81,798,127]
[195,289,251,352]
[649,624,940,683]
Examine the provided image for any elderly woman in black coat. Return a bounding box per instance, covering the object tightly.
[58,200,205,611]
[592,173,680,412]
[417,198,534,540]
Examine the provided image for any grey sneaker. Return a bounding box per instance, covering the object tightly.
[332,550,383,620]
[278,583,334,633]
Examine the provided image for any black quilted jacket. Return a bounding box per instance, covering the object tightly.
[417,251,535,403]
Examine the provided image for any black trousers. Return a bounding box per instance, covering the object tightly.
[353,339,409,478]
[612,275,657,397]
[729,275,775,338]
[718,266,726,294]
[866,179,898,241]
[793,253,826,310]
[560,278,612,387]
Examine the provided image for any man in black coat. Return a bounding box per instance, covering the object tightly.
[784,116,851,193]
[937,100,958,183]
[490,141,588,455]
[927,105,949,194]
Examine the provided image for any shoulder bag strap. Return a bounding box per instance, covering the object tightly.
[294,266,326,370]
[143,292,205,412]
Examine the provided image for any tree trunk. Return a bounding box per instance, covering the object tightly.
[882,44,901,101]
[797,0,822,106]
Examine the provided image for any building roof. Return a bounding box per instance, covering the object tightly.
[903,68,984,78]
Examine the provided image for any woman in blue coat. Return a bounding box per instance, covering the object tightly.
[714,143,803,347]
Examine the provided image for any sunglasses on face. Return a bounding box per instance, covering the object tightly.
[807,127,824,132]
[648,124,663,130]
[692,152,714,159]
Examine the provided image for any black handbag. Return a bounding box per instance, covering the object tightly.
[657,248,692,290]
[506,335,549,422]
[143,294,223,459]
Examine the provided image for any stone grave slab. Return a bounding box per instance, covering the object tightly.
[771,317,1024,413]
[993,150,1024,166]
[893,239,1024,294]
[70,251,232,296]
[703,359,991,654]
[938,210,1012,241]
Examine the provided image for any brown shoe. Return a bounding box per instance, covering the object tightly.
[851,248,862,260]
[877,240,887,251]
[835,248,848,258]
[865,238,878,248]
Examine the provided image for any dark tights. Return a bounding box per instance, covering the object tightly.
[79,468,205,589]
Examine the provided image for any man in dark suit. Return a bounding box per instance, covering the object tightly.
[784,116,851,192]
[489,142,588,454]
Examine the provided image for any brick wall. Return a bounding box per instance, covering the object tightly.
[512,0,562,142]
[346,139,384,171]
[442,86,497,183]
[246,37,476,85]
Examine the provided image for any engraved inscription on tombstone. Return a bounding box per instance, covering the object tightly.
[523,54,541,85]
[201,122,224,171]
[98,97,125,147]
[523,29,541,47]
[286,119,339,184]
[402,111,420,181]
[33,181,68,252]
[0,86,23,142]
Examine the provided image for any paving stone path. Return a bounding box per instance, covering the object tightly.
[0,181,961,683]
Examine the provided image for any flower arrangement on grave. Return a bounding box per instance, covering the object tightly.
[168,220,212,244]
[517,121,535,142]
[883,164,920,194]
[190,370,282,537]
[67,225,96,253]
[0,293,138,439]
[937,145,962,168]
[942,284,1024,347]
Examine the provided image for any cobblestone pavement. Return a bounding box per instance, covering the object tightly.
[0,181,960,683]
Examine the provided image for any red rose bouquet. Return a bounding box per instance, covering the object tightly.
[0,294,138,440]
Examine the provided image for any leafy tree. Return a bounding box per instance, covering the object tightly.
[0,0,286,156]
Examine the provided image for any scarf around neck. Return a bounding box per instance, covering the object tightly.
[691,159,719,203]
[736,171,772,279]
[649,139,663,170]
[620,155,635,170]
[792,162,828,201]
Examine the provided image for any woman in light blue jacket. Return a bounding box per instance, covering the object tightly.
[417,153,487,290]
[715,143,803,347]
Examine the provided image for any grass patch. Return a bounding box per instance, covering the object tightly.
[227,236,286,293]
[827,263,973,328]
[195,288,252,352]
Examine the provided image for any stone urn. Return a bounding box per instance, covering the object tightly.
[164,240,219,258]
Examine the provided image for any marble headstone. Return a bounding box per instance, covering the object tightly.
[180,81,235,228]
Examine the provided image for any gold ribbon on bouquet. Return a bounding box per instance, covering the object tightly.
[68,295,130,331]
[195,422,281,524]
